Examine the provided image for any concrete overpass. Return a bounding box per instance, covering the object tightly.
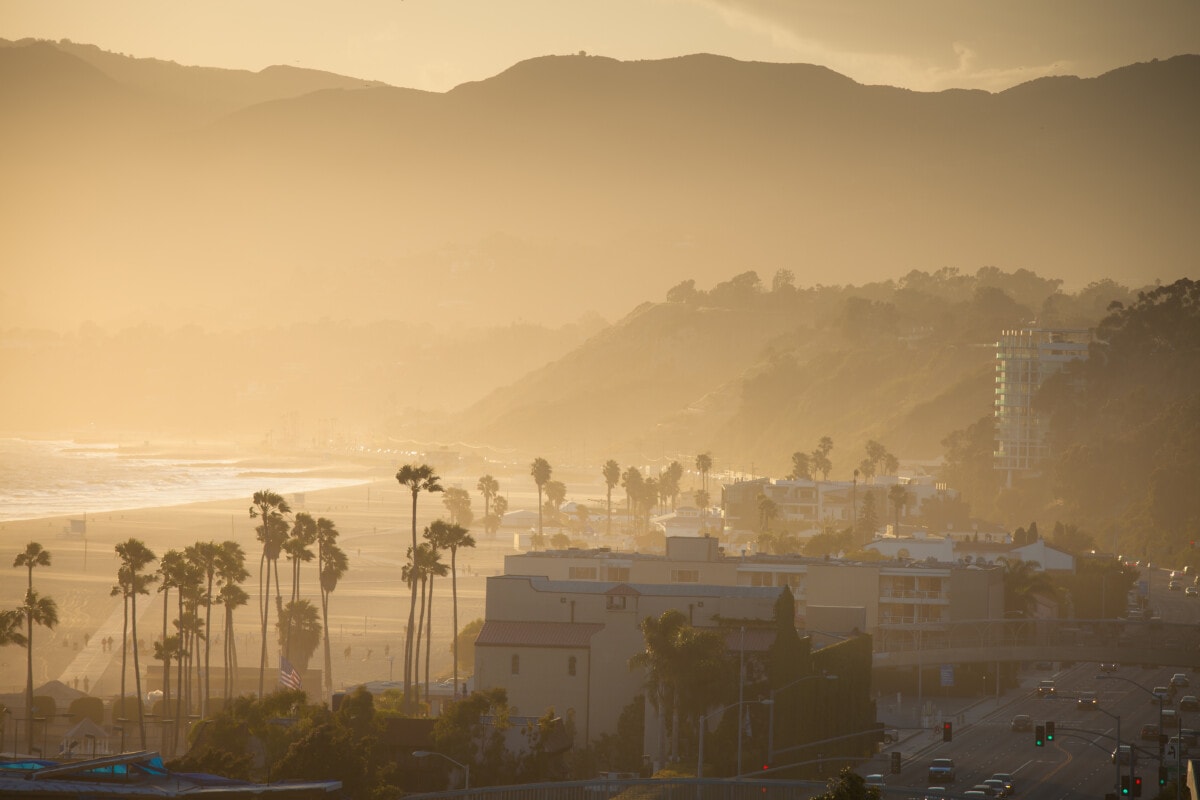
[871,618,1200,669]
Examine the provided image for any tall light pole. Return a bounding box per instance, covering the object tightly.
[768,674,839,763]
[697,698,771,779]
[1097,674,1171,799]
[413,750,470,790]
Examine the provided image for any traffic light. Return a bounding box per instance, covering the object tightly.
[1159,766,1169,787]
[1045,720,1055,741]
[1035,724,1045,747]
[943,721,953,742]
[1121,775,1130,796]
[891,751,902,774]
[1133,775,1143,796]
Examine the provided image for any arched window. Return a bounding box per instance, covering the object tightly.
[568,656,577,676]
[511,654,520,675]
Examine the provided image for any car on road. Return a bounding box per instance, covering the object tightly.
[1037,679,1057,697]
[1172,673,1190,688]
[990,773,1015,795]
[1170,580,1183,591]
[928,758,956,784]
[969,784,999,797]
[982,778,1011,797]
[1188,587,1199,597]
[1100,662,1119,672]
[1011,714,1032,732]
[1142,723,1161,741]
[864,774,886,788]
[924,788,946,800]
[1153,686,1172,702]
[1181,695,1200,711]
[1077,690,1098,708]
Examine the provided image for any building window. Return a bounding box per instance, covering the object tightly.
[606,595,627,610]
[749,572,773,587]
[606,566,630,582]
[671,569,700,583]
[568,656,577,676]
[569,566,598,580]
[511,655,520,675]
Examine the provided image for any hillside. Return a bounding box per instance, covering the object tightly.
[1,40,1196,337]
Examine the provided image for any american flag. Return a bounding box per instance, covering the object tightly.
[280,656,302,690]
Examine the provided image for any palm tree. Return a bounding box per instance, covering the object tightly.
[113,538,158,749]
[621,466,643,520]
[602,460,620,537]
[426,519,474,696]
[250,490,291,697]
[888,483,910,540]
[317,518,348,698]
[417,535,449,706]
[276,600,322,672]
[283,514,317,662]
[695,452,713,496]
[0,609,26,647]
[13,542,51,754]
[530,458,552,539]
[156,549,187,736]
[395,464,443,709]
[998,557,1055,617]
[544,479,566,526]
[187,540,222,714]
[216,541,249,701]
[629,609,688,764]
[476,475,499,534]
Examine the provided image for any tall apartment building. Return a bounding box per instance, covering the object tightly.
[993,327,1091,484]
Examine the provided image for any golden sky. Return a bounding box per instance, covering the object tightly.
[6,0,1199,92]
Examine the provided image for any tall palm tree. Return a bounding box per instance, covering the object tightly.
[476,475,499,534]
[276,599,322,672]
[695,452,713,496]
[156,549,187,735]
[426,519,472,695]
[150,635,181,755]
[14,591,57,754]
[395,464,443,709]
[629,609,688,764]
[219,583,249,701]
[187,541,222,714]
[418,536,448,707]
[283,514,317,662]
[13,541,51,754]
[317,518,348,698]
[215,541,249,701]
[530,458,552,540]
[250,490,291,697]
[602,460,621,537]
[113,538,157,749]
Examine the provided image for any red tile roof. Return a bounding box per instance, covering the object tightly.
[476,620,606,648]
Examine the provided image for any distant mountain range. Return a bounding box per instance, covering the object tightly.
[2,39,1197,335]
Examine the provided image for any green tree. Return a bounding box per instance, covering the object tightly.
[661,461,684,509]
[426,519,474,697]
[695,452,713,497]
[395,463,443,709]
[603,460,621,537]
[250,490,291,697]
[531,458,552,538]
[282,515,317,672]
[998,557,1055,617]
[629,610,688,764]
[813,766,881,800]
[812,436,834,481]
[156,549,187,738]
[417,531,449,706]
[758,494,779,533]
[113,538,157,748]
[13,542,51,754]
[277,599,321,672]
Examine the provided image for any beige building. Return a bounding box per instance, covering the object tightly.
[475,537,1004,745]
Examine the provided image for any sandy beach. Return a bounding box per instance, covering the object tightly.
[0,471,530,703]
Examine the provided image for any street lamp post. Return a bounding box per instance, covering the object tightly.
[413,750,470,791]
[767,674,839,764]
[1097,673,1167,796]
[697,698,771,779]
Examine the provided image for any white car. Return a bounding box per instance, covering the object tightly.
[865,773,886,787]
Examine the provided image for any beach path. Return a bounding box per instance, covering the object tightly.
[55,603,125,693]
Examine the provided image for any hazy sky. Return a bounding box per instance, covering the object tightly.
[6,0,1199,93]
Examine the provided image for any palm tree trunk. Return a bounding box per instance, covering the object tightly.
[425,573,434,706]
[24,599,33,754]
[258,552,268,697]
[203,575,213,715]
[132,593,146,749]
[160,588,171,753]
[450,548,460,696]
[414,578,427,708]
[405,492,419,709]
[120,593,129,750]
[321,587,332,698]
[174,594,184,755]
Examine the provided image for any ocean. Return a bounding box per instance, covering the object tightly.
[0,438,371,523]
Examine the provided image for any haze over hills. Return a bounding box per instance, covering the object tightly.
[2,38,1197,335]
